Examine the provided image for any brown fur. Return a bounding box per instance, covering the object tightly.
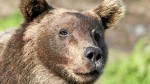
[93,0,125,29]
[0,0,125,84]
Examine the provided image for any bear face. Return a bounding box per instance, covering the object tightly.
[0,0,125,84]
[28,11,108,83]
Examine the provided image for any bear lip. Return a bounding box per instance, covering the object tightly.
[74,69,100,77]
[73,63,103,76]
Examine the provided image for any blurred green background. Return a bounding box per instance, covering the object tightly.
[0,0,149,84]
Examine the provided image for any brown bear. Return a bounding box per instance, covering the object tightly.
[0,0,125,84]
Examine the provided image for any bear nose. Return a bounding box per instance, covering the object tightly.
[85,47,102,62]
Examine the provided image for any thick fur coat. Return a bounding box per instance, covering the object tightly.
[0,0,125,84]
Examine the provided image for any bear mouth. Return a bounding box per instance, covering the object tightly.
[75,70,100,77]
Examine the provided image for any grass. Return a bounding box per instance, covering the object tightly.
[101,38,150,84]
[0,11,23,31]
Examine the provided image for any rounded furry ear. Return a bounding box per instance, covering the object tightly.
[19,0,54,21]
[93,0,126,29]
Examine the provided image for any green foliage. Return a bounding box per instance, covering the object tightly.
[0,11,23,31]
[101,38,150,84]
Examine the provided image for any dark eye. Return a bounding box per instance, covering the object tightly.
[92,29,103,47]
[59,29,69,37]
[94,31,101,43]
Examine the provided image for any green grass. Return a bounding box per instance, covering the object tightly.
[0,11,23,31]
[101,38,150,84]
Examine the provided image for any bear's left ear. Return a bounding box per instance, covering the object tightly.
[19,0,54,21]
[93,0,125,29]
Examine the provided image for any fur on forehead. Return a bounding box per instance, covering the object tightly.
[49,0,126,30]
[50,8,78,15]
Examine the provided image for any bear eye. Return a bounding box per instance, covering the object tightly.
[59,29,69,37]
[92,29,103,47]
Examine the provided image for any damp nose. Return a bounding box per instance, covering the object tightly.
[85,47,102,63]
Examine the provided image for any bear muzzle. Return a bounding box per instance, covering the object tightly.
[73,47,103,76]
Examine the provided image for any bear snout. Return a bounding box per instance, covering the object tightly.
[84,47,103,63]
[71,47,104,74]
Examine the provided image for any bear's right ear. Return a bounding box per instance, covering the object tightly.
[19,0,54,21]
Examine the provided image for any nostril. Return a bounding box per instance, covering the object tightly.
[87,52,94,60]
[96,54,102,61]
[85,47,103,62]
